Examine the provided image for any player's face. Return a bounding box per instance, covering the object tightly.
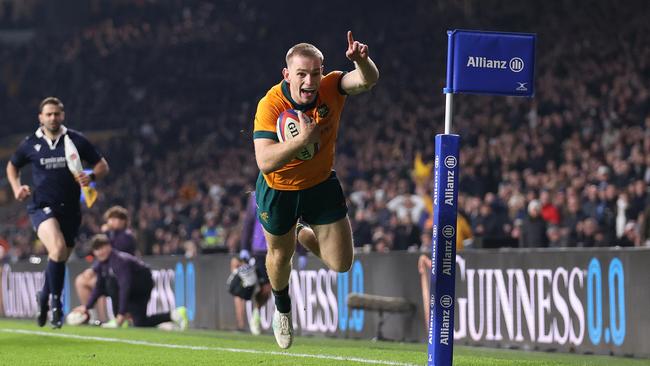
[38,104,65,134]
[284,55,323,105]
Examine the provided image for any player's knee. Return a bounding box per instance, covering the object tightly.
[50,248,68,262]
[330,257,353,273]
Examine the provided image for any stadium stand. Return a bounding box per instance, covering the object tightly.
[0,0,649,264]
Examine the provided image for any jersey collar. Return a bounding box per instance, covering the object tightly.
[281,80,318,111]
[35,125,68,150]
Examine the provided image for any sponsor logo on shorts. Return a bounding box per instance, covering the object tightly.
[260,212,269,223]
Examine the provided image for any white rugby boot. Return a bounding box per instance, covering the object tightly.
[272,310,294,349]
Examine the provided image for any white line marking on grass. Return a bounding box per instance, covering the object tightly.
[1,329,418,366]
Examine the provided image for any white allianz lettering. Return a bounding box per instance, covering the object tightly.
[466,56,508,69]
[444,171,455,206]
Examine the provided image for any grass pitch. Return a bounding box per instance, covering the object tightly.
[0,319,646,365]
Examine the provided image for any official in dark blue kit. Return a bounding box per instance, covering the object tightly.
[74,234,188,329]
[5,97,110,328]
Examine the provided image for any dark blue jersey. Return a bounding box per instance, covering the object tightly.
[10,126,102,211]
[88,250,152,315]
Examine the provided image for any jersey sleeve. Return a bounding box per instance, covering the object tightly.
[336,71,348,96]
[322,71,347,102]
[73,133,103,166]
[253,96,282,141]
[9,138,31,168]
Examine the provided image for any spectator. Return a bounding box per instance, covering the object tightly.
[520,200,548,248]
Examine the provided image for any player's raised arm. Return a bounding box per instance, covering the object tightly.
[340,31,379,95]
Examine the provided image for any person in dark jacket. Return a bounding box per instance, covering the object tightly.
[520,200,549,248]
[73,234,187,329]
[75,206,137,323]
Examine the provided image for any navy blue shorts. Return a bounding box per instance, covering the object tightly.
[29,205,82,248]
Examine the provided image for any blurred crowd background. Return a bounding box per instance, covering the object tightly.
[0,0,649,263]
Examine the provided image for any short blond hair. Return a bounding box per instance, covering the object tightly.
[285,43,324,66]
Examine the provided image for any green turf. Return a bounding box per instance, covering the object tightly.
[0,319,647,365]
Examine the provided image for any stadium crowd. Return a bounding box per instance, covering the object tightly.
[1,0,649,263]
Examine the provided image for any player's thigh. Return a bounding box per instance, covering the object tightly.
[262,226,297,259]
[32,207,81,251]
[34,217,67,254]
[255,173,300,236]
[311,216,354,266]
[77,268,97,287]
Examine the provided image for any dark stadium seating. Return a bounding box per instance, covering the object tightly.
[0,0,649,262]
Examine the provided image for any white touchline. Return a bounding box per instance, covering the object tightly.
[1,329,418,366]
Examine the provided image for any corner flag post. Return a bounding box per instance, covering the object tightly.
[428,29,536,366]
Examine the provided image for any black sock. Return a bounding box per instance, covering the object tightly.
[39,273,50,306]
[272,285,291,313]
[47,259,66,308]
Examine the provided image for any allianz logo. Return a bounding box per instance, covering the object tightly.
[467,56,524,72]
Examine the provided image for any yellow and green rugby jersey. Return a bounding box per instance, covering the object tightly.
[253,71,347,190]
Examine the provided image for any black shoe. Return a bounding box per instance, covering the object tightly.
[51,307,63,329]
[35,291,48,327]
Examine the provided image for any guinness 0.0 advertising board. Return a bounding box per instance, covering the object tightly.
[1,248,648,358]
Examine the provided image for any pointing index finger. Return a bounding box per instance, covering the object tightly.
[347,30,354,47]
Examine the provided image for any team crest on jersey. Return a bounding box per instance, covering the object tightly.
[34,144,41,152]
[317,104,329,118]
[260,212,269,223]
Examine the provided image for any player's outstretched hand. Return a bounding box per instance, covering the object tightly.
[297,111,320,146]
[345,31,369,63]
[14,185,31,201]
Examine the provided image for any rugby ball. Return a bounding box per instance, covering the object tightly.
[65,310,89,326]
[276,109,319,161]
